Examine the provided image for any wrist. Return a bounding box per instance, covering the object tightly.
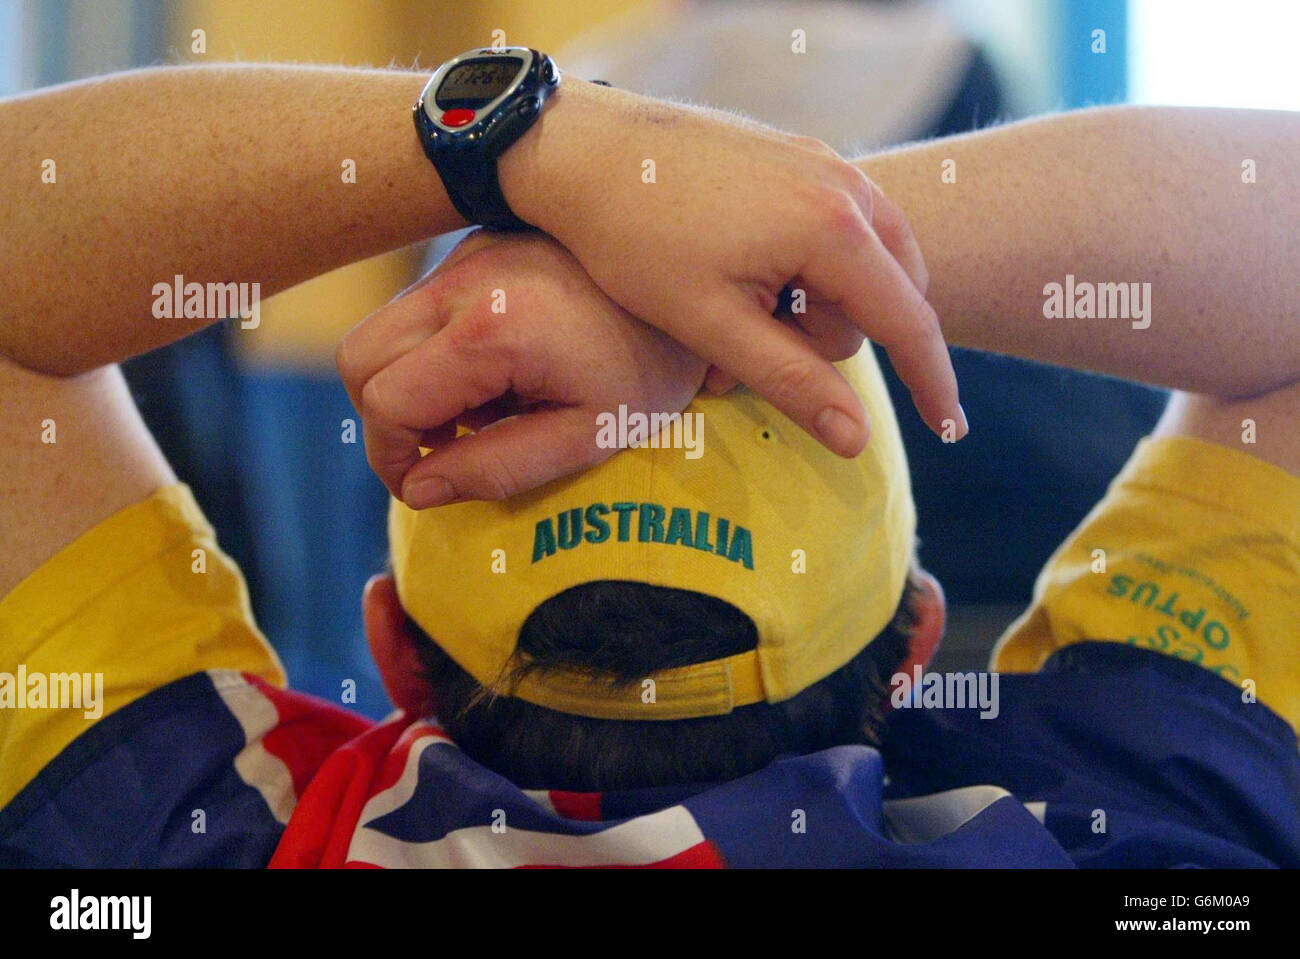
[496,76,606,233]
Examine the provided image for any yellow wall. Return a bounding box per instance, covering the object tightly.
[168,0,644,369]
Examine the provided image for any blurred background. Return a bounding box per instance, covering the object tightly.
[3,0,1295,717]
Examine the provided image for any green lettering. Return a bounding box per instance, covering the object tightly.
[532,519,557,563]
[611,502,637,542]
[665,507,692,546]
[1131,582,1159,608]
[1203,621,1230,649]
[693,511,714,552]
[557,508,583,550]
[727,525,754,570]
[639,503,666,543]
[584,503,610,543]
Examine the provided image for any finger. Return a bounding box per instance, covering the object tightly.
[417,421,458,449]
[785,303,866,361]
[362,416,423,500]
[364,416,462,501]
[671,287,870,457]
[335,228,516,413]
[400,405,612,508]
[458,393,540,432]
[359,331,514,497]
[703,366,739,395]
[864,178,930,296]
[336,278,451,413]
[801,216,963,439]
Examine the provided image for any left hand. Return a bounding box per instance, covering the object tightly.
[500,79,960,454]
[337,230,707,507]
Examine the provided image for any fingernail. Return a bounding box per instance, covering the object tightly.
[404,475,455,509]
[814,407,864,456]
[955,403,969,438]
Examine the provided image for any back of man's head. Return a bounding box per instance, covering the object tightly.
[390,348,917,791]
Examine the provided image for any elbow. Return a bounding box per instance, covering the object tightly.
[0,337,101,379]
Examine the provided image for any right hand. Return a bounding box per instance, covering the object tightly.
[500,78,966,455]
[337,230,708,507]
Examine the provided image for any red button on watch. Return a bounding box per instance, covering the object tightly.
[440,108,476,128]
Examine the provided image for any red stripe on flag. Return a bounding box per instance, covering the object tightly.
[516,840,726,869]
[245,673,372,798]
[549,790,603,821]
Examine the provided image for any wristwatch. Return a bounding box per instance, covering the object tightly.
[413,47,561,231]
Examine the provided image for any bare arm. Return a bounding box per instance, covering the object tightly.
[0,64,460,375]
[1149,383,1300,477]
[857,105,1300,401]
[0,61,945,596]
[0,63,951,453]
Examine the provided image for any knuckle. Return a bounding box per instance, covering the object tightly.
[446,318,496,366]
[359,374,399,422]
[813,188,871,242]
[868,184,905,233]
[895,298,945,355]
[449,298,516,360]
[835,169,877,226]
[334,333,364,386]
[791,133,839,158]
[762,355,824,408]
[828,329,866,361]
[365,450,400,497]
[910,296,942,336]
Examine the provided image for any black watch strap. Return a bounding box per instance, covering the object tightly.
[430,152,530,232]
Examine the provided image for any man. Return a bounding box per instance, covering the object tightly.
[2,65,1298,864]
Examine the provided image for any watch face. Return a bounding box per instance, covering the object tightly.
[435,57,524,109]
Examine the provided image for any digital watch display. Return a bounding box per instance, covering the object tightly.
[436,59,525,107]
[414,47,561,231]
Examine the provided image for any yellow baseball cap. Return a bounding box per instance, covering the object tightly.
[390,346,915,720]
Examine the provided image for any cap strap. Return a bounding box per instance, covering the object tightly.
[508,649,767,721]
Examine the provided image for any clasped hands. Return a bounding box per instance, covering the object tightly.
[338,84,963,508]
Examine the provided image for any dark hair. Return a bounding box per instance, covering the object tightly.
[411,578,918,791]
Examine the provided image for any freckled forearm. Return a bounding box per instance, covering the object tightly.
[855,104,1300,398]
[0,64,464,375]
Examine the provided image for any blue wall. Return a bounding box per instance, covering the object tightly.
[1057,0,1128,107]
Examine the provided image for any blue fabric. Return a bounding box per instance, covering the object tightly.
[0,673,284,867]
[883,643,1300,868]
[5,644,1296,868]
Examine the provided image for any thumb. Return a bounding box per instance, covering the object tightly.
[400,405,612,508]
